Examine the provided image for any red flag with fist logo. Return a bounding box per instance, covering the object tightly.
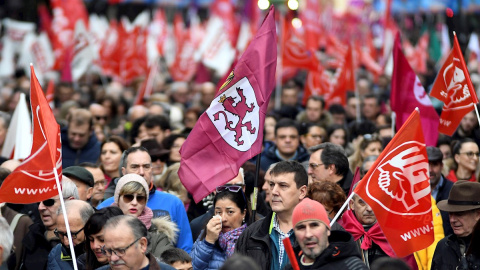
[354,109,434,257]
[430,33,479,135]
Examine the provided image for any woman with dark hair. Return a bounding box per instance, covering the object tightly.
[448,138,479,182]
[190,185,250,270]
[327,124,348,149]
[77,206,124,270]
[162,134,187,166]
[99,135,130,185]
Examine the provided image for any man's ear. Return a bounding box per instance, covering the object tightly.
[299,185,307,200]
[86,187,93,200]
[300,135,307,145]
[327,164,337,176]
[139,237,148,253]
[121,167,126,176]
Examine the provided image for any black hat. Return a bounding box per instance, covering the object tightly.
[426,146,443,163]
[140,139,170,162]
[63,166,94,187]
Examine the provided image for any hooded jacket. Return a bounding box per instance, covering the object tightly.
[148,216,178,257]
[284,230,368,270]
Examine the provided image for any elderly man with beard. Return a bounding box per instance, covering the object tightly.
[284,198,367,270]
[47,200,95,269]
[341,190,417,269]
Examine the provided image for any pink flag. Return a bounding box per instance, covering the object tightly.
[0,65,62,203]
[179,7,277,203]
[390,33,439,146]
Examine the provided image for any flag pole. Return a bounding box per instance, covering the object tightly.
[251,153,261,224]
[474,104,480,127]
[330,192,355,227]
[53,168,79,270]
[391,111,396,136]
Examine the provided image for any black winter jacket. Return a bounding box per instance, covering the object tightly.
[432,234,480,270]
[259,144,310,172]
[284,231,368,270]
[19,223,60,270]
[235,212,274,270]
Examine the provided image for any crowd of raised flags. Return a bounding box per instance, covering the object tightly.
[1,0,480,269]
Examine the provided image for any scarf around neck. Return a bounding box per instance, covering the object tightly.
[112,202,154,229]
[218,224,247,257]
[341,209,395,257]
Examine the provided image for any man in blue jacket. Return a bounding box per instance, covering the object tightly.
[97,146,193,253]
[61,108,100,168]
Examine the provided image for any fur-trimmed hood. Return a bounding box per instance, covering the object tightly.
[151,216,179,244]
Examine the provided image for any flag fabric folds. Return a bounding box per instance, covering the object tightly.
[390,33,439,146]
[354,109,434,258]
[1,93,32,160]
[179,7,277,203]
[0,66,62,204]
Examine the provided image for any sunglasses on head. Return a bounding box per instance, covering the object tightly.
[216,185,243,193]
[42,198,59,207]
[122,194,147,204]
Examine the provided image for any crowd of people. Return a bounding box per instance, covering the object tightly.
[0,73,480,270]
[1,3,480,270]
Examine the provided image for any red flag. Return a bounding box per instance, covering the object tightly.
[134,60,158,106]
[328,45,355,107]
[391,33,440,146]
[168,14,198,82]
[302,69,332,105]
[46,79,55,108]
[282,16,319,72]
[179,7,277,203]
[348,167,361,196]
[354,109,434,257]
[0,65,62,203]
[300,0,321,51]
[430,33,479,135]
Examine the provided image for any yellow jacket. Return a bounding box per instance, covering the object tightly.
[414,196,444,270]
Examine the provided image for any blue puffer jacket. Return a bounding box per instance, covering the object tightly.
[46,244,74,270]
[190,237,227,270]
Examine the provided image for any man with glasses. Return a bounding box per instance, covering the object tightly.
[19,178,79,270]
[61,108,101,168]
[98,146,193,253]
[98,215,175,270]
[307,142,353,195]
[47,200,94,269]
[80,162,107,208]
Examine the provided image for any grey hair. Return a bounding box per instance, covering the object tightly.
[56,200,95,224]
[104,215,148,240]
[62,176,80,200]
[0,217,13,262]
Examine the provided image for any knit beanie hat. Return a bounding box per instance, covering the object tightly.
[114,174,150,204]
[292,198,331,230]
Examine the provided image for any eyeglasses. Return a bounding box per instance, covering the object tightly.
[94,179,107,187]
[95,115,107,121]
[459,152,480,158]
[54,227,85,239]
[308,163,324,170]
[42,198,59,207]
[101,237,141,257]
[122,194,147,204]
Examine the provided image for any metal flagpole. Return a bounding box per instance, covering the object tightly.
[53,168,78,270]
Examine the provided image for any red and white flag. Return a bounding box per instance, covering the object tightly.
[354,109,434,257]
[390,33,439,146]
[18,32,55,84]
[179,7,277,203]
[0,19,35,77]
[0,65,62,203]
[72,20,97,81]
[430,33,479,136]
[1,93,32,160]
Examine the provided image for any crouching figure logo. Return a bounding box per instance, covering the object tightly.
[207,77,260,152]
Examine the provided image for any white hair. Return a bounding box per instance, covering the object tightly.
[62,176,80,200]
[0,217,13,262]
